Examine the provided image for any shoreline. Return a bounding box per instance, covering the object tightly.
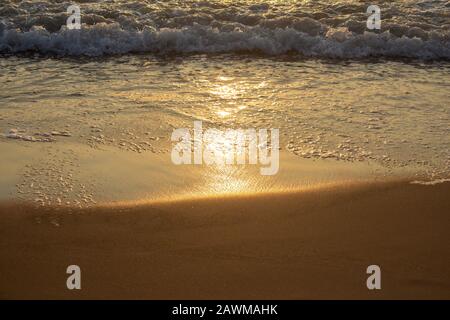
[1,180,449,299]
[0,141,401,204]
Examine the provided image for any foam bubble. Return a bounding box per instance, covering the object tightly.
[0,0,448,59]
[0,23,449,59]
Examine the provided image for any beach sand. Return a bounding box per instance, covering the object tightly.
[1,0,449,303]
[1,180,449,300]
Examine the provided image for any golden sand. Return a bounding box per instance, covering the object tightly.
[0,181,449,299]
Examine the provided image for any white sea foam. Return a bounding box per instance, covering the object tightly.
[0,23,448,59]
[410,179,450,186]
[0,0,449,59]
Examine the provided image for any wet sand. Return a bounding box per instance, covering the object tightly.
[0,180,449,299]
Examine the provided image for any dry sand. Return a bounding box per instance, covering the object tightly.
[0,180,449,299]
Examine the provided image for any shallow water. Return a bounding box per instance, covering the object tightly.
[0,0,449,206]
[1,55,449,168]
[0,54,449,205]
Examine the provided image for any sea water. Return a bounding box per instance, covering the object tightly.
[0,0,449,205]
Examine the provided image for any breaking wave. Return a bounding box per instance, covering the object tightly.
[1,23,449,59]
[0,0,449,59]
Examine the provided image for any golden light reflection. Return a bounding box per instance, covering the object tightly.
[210,83,240,100]
[203,165,253,194]
[210,79,247,119]
[217,104,247,118]
[216,110,231,118]
[192,128,269,195]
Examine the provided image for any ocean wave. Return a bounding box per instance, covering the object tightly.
[0,23,449,59]
[0,0,449,59]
